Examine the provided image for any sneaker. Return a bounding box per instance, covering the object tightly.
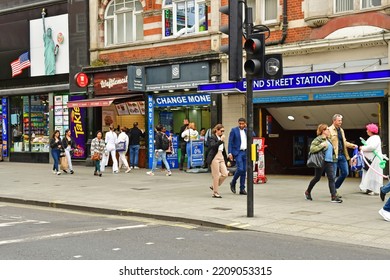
[304,191,312,201]
[56,171,61,175]
[52,170,56,174]
[380,186,386,202]
[146,171,154,176]
[335,192,342,198]
[166,171,172,176]
[113,170,119,174]
[378,208,390,221]
[134,166,139,170]
[331,196,343,203]
[70,170,74,174]
[130,166,133,170]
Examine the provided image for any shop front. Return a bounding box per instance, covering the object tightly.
[138,62,214,168]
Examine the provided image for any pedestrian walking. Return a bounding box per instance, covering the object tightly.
[228,117,248,195]
[146,124,172,176]
[102,124,119,173]
[49,130,62,175]
[118,126,131,173]
[127,122,145,169]
[329,114,357,196]
[379,183,390,221]
[179,118,189,170]
[207,124,229,198]
[304,124,342,203]
[91,131,105,177]
[359,123,382,195]
[61,129,77,174]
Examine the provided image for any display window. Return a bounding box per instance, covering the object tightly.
[10,95,49,153]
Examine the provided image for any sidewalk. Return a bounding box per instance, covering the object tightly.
[1,162,390,250]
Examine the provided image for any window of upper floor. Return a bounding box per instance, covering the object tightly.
[105,0,144,46]
[163,0,208,37]
[335,0,381,13]
[247,0,278,25]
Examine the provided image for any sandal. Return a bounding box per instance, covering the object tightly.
[212,193,222,198]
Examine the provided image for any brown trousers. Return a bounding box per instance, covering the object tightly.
[211,151,229,194]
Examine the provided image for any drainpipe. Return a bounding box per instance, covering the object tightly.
[266,0,288,46]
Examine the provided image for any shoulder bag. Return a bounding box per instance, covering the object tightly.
[307,151,325,168]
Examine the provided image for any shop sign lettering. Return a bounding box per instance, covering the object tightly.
[155,94,211,107]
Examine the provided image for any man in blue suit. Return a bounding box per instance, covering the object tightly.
[228,118,248,195]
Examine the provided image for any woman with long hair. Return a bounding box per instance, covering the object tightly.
[61,129,77,174]
[206,124,229,198]
[91,131,106,177]
[49,130,62,175]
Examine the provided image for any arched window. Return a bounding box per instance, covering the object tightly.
[105,0,144,46]
[163,0,208,37]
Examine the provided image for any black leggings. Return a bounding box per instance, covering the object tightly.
[307,162,336,197]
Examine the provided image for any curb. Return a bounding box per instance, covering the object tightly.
[0,196,245,231]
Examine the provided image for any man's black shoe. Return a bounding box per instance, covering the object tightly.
[380,186,386,202]
[239,190,247,195]
[230,182,236,194]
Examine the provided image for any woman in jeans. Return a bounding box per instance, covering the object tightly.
[305,124,342,203]
[49,130,62,175]
[91,131,106,177]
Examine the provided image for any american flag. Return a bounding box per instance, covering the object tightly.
[11,52,31,77]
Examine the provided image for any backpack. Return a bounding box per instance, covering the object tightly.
[161,133,170,150]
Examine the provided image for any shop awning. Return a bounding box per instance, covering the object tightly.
[66,95,142,108]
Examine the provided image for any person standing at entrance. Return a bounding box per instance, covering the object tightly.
[329,114,357,195]
[228,117,248,195]
[102,125,119,173]
[181,122,199,170]
[128,122,145,169]
[304,124,342,203]
[207,124,229,198]
[179,119,189,170]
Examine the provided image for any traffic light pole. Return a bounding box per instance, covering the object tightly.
[245,4,254,218]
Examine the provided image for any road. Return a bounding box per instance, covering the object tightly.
[1,202,389,260]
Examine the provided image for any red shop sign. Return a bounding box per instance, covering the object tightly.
[74,72,89,88]
[94,71,128,96]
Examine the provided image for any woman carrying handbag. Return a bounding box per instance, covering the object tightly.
[305,124,342,203]
[91,131,106,177]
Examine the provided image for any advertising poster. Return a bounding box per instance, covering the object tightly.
[102,110,115,128]
[115,103,129,116]
[2,98,8,157]
[69,96,87,159]
[127,102,141,115]
[166,135,178,169]
[190,140,204,168]
[293,135,305,165]
[138,101,145,115]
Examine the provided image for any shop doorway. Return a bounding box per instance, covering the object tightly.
[258,101,385,175]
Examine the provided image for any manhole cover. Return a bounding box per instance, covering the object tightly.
[290,210,321,216]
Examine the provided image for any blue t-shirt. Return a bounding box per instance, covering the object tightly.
[324,139,334,163]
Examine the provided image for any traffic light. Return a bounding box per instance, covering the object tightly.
[264,54,283,80]
[219,0,243,81]
[244,33,265,79]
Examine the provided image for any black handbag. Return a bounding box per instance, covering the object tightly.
[307,151,325,168]
[363,156,374,171]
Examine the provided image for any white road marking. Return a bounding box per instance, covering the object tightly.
[0,220,50,227]
[112,248,121,251]
[73,255,83,258]
[0,224,147,246]
[176,237,185,240]
[145,242,154,245]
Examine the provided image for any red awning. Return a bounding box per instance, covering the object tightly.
[67,97,117,108]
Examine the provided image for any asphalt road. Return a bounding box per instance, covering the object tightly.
[1,202,389,260]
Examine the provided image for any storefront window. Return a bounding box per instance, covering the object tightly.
[10,95,49,153]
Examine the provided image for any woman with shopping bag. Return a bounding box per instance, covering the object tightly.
[304,124,342,203]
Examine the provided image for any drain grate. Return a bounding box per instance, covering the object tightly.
[211,207,232,211]
[290,210,321,216]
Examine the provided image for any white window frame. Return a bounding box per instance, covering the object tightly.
[261,0,278,25]
[162,0,208,38]
[104,0,143,46]
[334,0,382,13]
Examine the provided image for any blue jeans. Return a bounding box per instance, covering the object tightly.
[129,144,140,167]
[232,150,247,191]
[151,150,170,172]
[51,149,60,172]
[95,160,101,173]
[333,154,349,190]
[382,182,390,212]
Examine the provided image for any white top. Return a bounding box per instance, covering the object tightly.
[239,129,247,150]
[217,135,224,151]
[118,132,129,152]
[105,130,118,146]
[181,128,199,142]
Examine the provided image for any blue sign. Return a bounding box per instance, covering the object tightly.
[147,95,154,168]
[2,97,8,157]
[154,93,211,107]
[166,135,178,169]
[198,69,390,93]
[190,140,204,168]
[254,94,309,104]
[314,90,384,100]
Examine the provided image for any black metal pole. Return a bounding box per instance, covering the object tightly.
[246,77,254,217]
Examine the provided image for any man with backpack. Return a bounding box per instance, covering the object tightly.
[146,124,172,176]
